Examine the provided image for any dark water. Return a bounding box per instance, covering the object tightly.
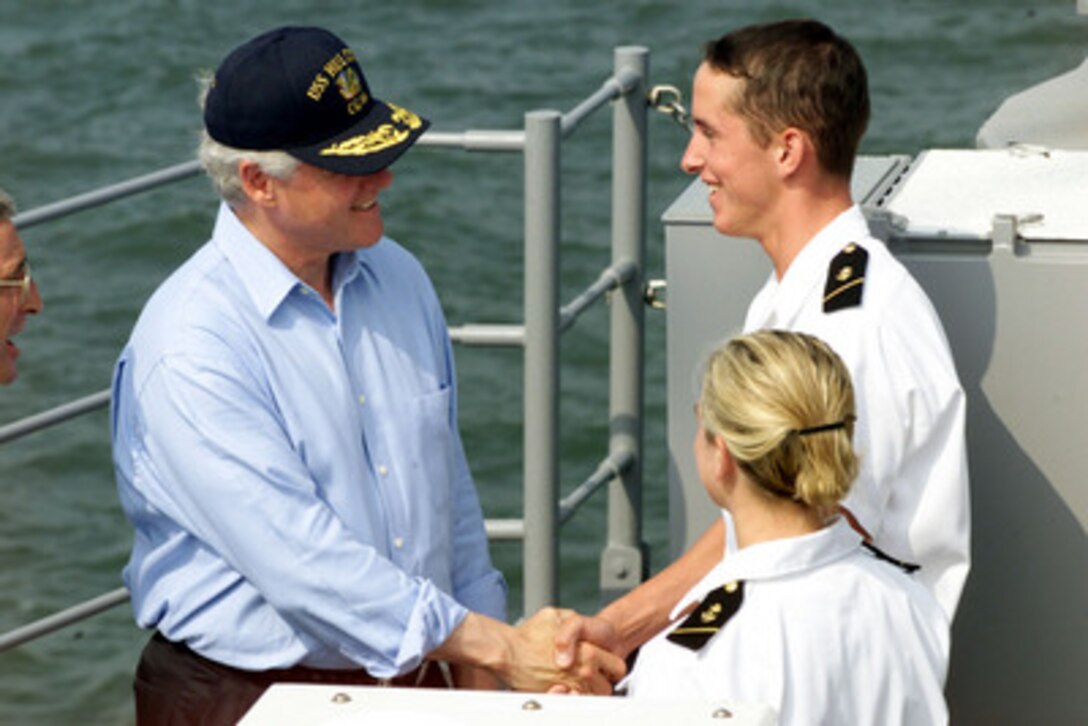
[0,1,1084,722]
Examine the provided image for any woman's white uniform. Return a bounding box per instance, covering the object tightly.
[743,205,969,618]
[625,516,949,725]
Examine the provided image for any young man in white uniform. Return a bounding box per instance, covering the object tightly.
[555,18,968,670]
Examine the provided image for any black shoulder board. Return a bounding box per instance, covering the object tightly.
[822,242,868,313]
[666,580,745,651]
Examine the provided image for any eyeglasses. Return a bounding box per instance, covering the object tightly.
[0,260,33,305]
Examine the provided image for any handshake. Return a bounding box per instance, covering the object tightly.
[430,607,631,695]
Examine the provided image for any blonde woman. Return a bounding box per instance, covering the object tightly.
[625,331,949,725]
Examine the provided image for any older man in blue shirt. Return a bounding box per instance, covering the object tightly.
[112,26,623,724]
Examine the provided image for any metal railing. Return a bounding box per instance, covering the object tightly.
[0,46,649,651]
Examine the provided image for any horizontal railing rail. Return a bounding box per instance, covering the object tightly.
[0,587,130,653]
[14,162,204,230]
[0,250,629,434]
[0,389,111,444]
[560,450,636,526]
[560,260,637,333]
[1,444,633,654]
[0,255,631,442]
[560,68,642,136]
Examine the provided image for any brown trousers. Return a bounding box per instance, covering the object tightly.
[133,631,450,725]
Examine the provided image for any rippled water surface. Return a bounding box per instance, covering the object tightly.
[1,1,1084,721]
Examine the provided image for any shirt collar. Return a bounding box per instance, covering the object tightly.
[212,203,366,321]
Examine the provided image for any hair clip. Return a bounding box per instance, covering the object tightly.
[794,414,855,437]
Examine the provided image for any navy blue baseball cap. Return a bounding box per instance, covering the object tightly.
[203,26,430,176]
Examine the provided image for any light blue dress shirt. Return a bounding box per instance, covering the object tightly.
[111,204,506,677]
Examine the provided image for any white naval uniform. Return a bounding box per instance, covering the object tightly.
[743,205,969,619]
[625,516,950,726]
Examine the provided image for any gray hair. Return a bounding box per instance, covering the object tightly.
[198,131,300,206]
[0,187,16,222]
[195,73,299,206]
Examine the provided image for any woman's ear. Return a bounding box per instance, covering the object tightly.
[713,435,736,483]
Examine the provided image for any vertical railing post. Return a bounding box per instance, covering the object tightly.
[601,47,650,601]
[522,110,562,613]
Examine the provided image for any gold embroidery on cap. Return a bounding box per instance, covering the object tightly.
[307,49,369,106]
[335,66,362,101]
[323,48,353,78]
[320,103,423,158]
[388,104,422,128]
[307,75,330,101]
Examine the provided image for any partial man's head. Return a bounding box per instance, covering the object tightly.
[0,189,44,384]
[700,19,869,179]
[197,26,431,250]
[680,19,869,239]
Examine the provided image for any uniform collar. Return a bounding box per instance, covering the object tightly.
[751,205,869,328]
[670,517,861,621]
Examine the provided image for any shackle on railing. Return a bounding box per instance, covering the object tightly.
[648,84,691,131]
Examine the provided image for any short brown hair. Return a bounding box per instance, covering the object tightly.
[704,19,870,178]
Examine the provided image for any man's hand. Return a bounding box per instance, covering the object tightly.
[552,516,727,675]
[509,607,625,694]
[451,663,503,690]
[429,610,625,695]
[552,610,621,669]
[547,609,623,694]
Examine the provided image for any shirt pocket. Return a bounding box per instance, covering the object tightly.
[386,386,455,570]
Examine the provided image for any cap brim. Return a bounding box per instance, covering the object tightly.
[288,100,430,176]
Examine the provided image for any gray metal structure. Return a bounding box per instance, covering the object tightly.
[663,152,1088,724]
[978,2,1088,150]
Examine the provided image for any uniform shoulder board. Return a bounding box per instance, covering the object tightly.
[666,580,745,651]
[822,242,869,313]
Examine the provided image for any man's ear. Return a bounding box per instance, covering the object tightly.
[774,127,808,177]
[238,160,277,207]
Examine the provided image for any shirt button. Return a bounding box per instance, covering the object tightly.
[393,537,405,549]
[378,465,389,476]
[357,394,366,405]
[300,287,310,295]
